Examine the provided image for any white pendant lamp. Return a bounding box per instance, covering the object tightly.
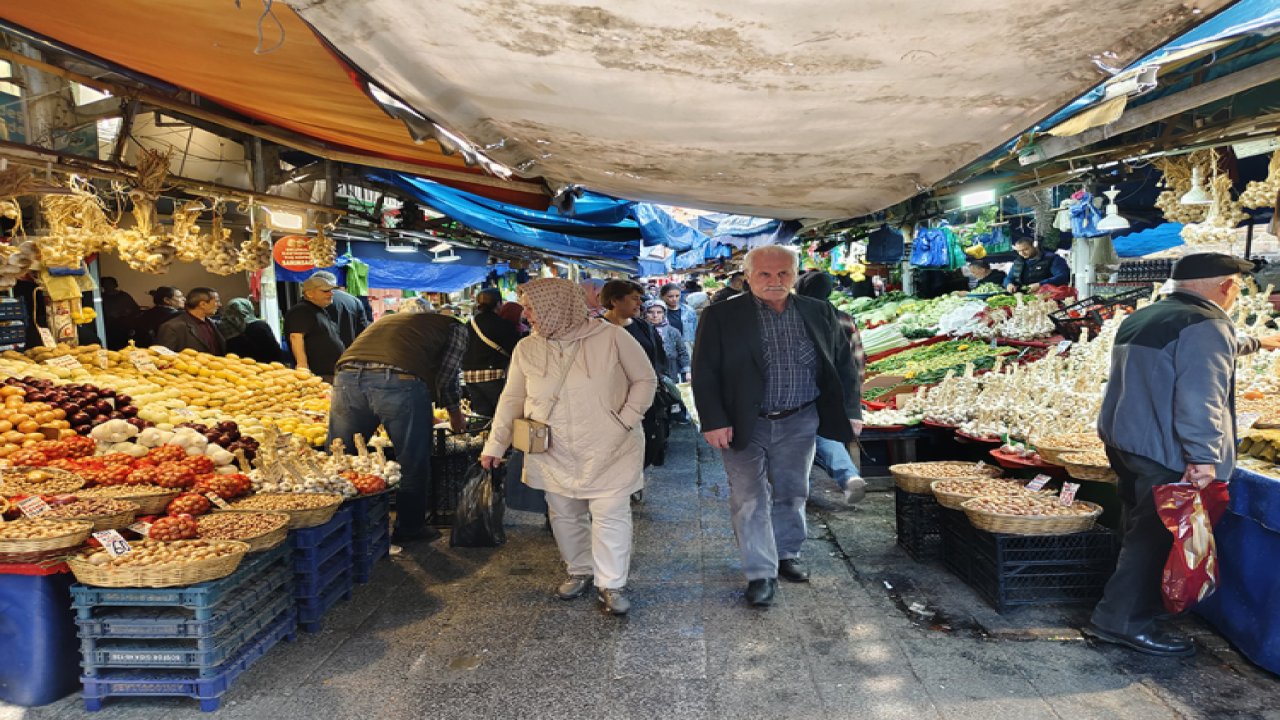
[1096,187,1130,231]
[1180,167,1212,205]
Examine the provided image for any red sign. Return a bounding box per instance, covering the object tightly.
[273,235,316,272]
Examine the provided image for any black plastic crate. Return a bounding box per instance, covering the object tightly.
[427,419,488,525]
[1049,287,1146,341]
[894,487,941,562]
[939,508,1118,613]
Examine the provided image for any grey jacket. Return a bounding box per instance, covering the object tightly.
[654,324,689,380]
[1097,291,1258,480]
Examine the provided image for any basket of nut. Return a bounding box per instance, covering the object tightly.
[197,512,290,552]
[1058,451,1118,483]
[930,478,1049,511]
[1032,433,1104,467]
[890,461,1003,495]
[0,518,94,563]
[222,493,344,529]
[76,485,180,515]
[67,539,250,587]
[0,466,85,495]
[960,495,1103,535]
[41,498,140,531]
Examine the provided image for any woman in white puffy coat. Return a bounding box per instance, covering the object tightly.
[481,278,656,615]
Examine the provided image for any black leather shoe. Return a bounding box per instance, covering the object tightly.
[745,578,776,607]
[778,559,810,583]
[1084,624,1195,657]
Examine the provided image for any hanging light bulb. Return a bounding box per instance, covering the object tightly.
[1097,186,1130,231]
[1181,166,1213,205]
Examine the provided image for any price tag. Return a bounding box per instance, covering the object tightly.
[130,350,159,373]
[1027,474,1052,491]
[93,530,133,558]
[1056,340,1073,356]
[37,327,56,348]
[97,349,110,369]
[173,407,197,420]
[963,362,975,378]
[151,346,178,357]
[1059,482,1080,506]
[17,495,51,518]
[992,355,1006,372]
[1239,412,1262,430]
[204,492,232,510]
[44,355,82,371]
[127,521,153,537]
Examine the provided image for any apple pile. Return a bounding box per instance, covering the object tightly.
[3,377,143,436]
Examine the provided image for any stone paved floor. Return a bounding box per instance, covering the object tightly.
[9,425,1280,719]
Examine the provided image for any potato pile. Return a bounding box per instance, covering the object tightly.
[197,512,288,540]
[80,538,243,567]
[964,495,1096,517]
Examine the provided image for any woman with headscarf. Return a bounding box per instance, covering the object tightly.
[221,298,285,364]
[579,277,606,318]
[480,278,656,616]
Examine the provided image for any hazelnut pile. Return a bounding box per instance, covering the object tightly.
[894,461,1002,479]
[197,512,288,540]
[228,493,342,511]
[0,518,92,539]
[964,495,1096,517]
[43,498,137,519]
[81,538,244,567]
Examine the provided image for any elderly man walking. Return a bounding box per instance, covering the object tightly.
[1090,253,1280,656]
[692,245,862,607]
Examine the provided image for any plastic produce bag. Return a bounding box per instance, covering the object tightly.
[450,463,507,548]
[1155,481,1230,614]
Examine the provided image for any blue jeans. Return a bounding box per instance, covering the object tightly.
[719,405,819,580]
[814,437,861,490]
[328,367,434,533]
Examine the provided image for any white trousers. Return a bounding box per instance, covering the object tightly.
[545,491,634,590]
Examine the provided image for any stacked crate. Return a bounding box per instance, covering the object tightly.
[347,491,392,584]
[72,544,295,712]
[894,487,942,562]
[292,505,354,632]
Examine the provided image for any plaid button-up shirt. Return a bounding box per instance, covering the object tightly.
[755,295,819,413]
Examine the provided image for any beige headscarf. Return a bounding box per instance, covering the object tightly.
[518,278,591,340]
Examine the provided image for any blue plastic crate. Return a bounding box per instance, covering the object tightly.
[353,526,390,585]
[81,592,294,676]
[346,491,392,538]
[290,506,353,550]
[79,607,297,712]
[0,568,80,707]
[297,570,353,634]
[70,544,290,617]
[292,519,352,575]
[76,563,292,640]
[294,545,352,599]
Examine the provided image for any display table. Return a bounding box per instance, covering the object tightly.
[1196,465,1280,676]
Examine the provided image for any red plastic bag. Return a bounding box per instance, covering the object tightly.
[1154,481,1230,614]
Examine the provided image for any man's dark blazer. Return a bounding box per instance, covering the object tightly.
[691,292,862,451]
[155,311,225,355]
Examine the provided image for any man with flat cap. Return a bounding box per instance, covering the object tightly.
[1090,253,1280,656]
[285,272,347,382]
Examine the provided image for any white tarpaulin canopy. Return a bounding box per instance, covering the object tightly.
[291,0,1230,219]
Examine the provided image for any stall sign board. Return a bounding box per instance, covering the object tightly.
[273,235,317,272]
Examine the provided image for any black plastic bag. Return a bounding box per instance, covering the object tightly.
[450,462,507,547]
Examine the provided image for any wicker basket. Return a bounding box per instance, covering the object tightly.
[76,486,180,515]
[1032,434,1103,466]
[890,461,1002,495]
[0,466,85,495]
[222,493,344,529]
[197,512,289,552]
[67,540,250,587]
[960,498,1103,536]
[44,499,140,532]
[0,519,93,563]
[930,479,1042,511]
[1059,452,1118,483]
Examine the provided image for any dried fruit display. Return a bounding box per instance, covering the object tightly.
[227,493,341,511]
[931,478,1041,497]
[42,498,137,520]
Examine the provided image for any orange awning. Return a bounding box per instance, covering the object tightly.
[0,0,547,207]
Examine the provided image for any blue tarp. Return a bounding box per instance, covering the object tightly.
[373,172,641,264]
[631,204,795,271]
[275,244,490,292]
[1111,222,1185,257]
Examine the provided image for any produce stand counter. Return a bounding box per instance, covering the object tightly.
[1196,465,1280,675]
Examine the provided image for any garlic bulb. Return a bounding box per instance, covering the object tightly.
[309,224,336,269]
[1241,151,1280,209]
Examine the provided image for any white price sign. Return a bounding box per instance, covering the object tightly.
[1056,340,1073,356]
[93,530,133,558]
[204,492,232,510]
[151,346,178,357]
[44,355,82,371]
[1239,413,1262,430]
[130,351,159,373]
[1027,474,1052,491]
[1059,482,1081,506]
[127,521,153,537]
[37,327,56,348]
[97,349,110,369]
[17,495,51,518]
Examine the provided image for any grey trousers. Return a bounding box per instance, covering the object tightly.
[720,405,819,581]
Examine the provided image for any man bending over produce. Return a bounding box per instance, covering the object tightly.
[1005,237,1069,292]
[1091,252,1280,657]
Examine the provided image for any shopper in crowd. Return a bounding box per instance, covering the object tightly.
[1090,253,1280,656]
[966,258,1007,290]
[603,279,669,469]
[660,282,698,357]
[99,277,139,350]
[498,300,530,336]
[133,286,184,347]
[330,309,466,544]
[580,277,606,318]
[480,278,656,616]
[463,288,521,418]
[156,287,225,355]
[221,298,284,364]
[711,271,745,304]
[795,270,867,505]
[1005,237,1070,292]
[308,271,368,347]
[686,289,710,317]
[644,301,691,426]
[692,245,861,607]
[285,273,346,382]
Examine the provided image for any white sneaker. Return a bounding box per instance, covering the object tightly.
[843,477,867,505]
